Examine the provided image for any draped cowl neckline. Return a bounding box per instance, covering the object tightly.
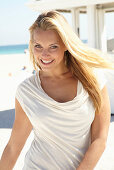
[15,70,97,170]
[31,71,89,110]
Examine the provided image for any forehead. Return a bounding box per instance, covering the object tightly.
[33,28,62,43]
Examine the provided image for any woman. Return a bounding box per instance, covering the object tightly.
[0,11,114,170]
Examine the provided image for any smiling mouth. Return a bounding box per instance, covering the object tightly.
[40,59,54,65]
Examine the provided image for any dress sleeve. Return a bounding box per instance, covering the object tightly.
[15,82,27,114]
[93,68,107,90]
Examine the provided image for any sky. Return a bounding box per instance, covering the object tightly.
[0,0,114,46]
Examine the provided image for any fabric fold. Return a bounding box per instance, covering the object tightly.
[15,69,107,170]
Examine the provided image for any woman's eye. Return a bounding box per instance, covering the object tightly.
[50,46,58,49]
[35,45,42,48]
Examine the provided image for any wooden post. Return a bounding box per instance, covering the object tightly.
[97,7,107,52]
[87,5,96,48]
[71,8,80,37]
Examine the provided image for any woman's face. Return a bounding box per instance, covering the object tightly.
[32,28,67,72]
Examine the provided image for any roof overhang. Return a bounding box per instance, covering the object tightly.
[27,0,114,12]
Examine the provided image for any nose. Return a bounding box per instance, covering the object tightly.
[42,49,49,57]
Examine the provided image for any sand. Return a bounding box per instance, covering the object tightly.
[0,53,33,77]
[0,53,33,111]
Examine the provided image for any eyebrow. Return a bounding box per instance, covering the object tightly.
[33,41,59,46]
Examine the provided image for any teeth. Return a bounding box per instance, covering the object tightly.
[41,59,53,64]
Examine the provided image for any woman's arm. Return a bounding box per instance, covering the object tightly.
[0,98,33,170]
[77,85,111,170]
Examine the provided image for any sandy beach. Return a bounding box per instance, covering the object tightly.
[0,53,33,77]
[0,53,33,111]
[0,53,114,170]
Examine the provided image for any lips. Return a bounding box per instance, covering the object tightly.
[40,59,54,65]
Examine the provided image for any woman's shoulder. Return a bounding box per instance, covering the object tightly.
[19,73,35,86]
[16,72,39,92]
[15,72,40,104]
[93,68,107,90]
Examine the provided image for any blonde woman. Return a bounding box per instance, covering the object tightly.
[0,11,114,170]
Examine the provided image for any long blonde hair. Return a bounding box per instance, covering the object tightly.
[29,10,114,114]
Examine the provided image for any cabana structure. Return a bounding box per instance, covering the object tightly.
[27,0,114,113]
[27,0,114,52]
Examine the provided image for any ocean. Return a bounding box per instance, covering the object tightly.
[0,44,29,55]
[0,40,87,55]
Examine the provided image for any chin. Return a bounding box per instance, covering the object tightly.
[40,64,56,72]
[40,66,53,72]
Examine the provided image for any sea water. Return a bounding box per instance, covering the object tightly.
[0,40,87,55]
[0,44,29,55]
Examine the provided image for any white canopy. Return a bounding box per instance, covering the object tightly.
[27,0,114,11]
